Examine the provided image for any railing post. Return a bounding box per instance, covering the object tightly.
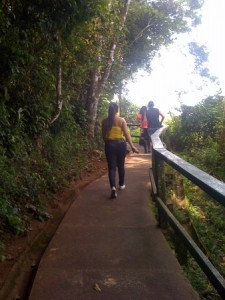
[152,149,168,229]
[152,149,158,195]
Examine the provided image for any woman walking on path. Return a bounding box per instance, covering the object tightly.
[137,106,150,153]
[102,102,139,199]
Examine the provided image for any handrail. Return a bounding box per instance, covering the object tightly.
[152,126,225,207]
[150,125,225,298]
[127,123,140,138]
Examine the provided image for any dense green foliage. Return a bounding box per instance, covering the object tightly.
[2,2,224,298]
[166,95,225,179]
[0,0,203,258]
[0,112,92,235]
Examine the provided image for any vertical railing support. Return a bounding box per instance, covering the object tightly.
[152,148,168,229]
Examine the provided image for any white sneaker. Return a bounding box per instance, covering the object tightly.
[119,185,126,190]
[110,187,117,199]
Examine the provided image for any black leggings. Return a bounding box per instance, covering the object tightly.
[105,140,127,188]
[143,128,150,150]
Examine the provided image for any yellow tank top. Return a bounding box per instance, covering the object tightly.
[106,126,124,140]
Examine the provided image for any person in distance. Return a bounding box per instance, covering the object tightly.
[146,100,165,151]
[137,106,150,153]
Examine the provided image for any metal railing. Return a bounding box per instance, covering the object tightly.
[127,123,140,138]
[150,125,225,299]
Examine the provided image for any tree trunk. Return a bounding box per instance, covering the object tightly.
[50,36,63,125]
[86,0,131,138]
[86,67,100,136]
[50,58,63,125]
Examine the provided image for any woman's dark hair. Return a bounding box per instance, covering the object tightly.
[140,106,147,121]
[108,102,118,131]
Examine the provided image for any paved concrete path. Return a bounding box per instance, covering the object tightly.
[29,153,199,300]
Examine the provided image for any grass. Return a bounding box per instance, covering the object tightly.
[154,164,225,299]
